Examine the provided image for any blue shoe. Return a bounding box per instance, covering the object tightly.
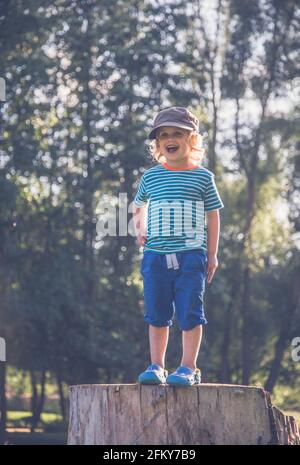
[138,363,168,385]
[166,365,201,386]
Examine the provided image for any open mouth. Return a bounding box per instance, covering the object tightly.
[165,144,179,153]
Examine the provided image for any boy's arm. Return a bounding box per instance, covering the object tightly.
[206,209,220,284]
[133,204,148,247]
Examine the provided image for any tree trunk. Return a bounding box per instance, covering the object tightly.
[241,265,252,385]
[219,313,232,383]
[265,269,300,393]
[0,362,7,445]
[30,370,47,432]
[57,371,66,421]
[265,331,288,393]
[30,370,38,421]
[68,384,299,445]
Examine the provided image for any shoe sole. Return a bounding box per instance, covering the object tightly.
[166,377,200,386]
[138,373,166,385]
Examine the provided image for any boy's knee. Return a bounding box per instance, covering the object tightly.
[144,316,172,328]
[179,320,207,331]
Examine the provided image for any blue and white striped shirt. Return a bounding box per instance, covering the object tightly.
[133,163,224,253]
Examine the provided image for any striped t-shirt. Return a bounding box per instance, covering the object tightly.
[133,163,224,253]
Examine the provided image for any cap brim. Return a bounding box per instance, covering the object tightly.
[148,122,194,140]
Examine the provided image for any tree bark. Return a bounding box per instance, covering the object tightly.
[68,384,299,445]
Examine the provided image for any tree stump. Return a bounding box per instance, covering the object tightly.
[67,383,300,445]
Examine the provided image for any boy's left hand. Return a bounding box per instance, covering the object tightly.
[206,254,218,284]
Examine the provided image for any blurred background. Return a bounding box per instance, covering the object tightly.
[0,0,299,445]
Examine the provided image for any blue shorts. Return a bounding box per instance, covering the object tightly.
[140,249,208,331]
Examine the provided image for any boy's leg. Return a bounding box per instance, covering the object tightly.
[173,250,207,371]
[149,324,169,369]
[181,324,202,370]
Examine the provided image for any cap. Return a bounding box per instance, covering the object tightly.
[148,107,199,140]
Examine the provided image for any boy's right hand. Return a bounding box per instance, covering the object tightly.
[136,234,147,247]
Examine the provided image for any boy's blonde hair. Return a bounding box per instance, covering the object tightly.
[147,129,205,166]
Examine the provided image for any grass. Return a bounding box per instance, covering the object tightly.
[6,413,67,445]
[7,410,63,429]
[5,410,68,444]
[8,410,62,422]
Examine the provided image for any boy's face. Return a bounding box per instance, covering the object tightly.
[156,126,192,163]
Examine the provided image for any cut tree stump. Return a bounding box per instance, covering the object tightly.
[67,384,300,445]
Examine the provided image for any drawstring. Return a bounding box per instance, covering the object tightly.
[166,253,179,270]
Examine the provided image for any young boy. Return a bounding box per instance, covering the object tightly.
[133,107,224,386]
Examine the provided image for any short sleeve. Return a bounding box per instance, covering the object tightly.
[204,175,224,212]
[133,174,149,206]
